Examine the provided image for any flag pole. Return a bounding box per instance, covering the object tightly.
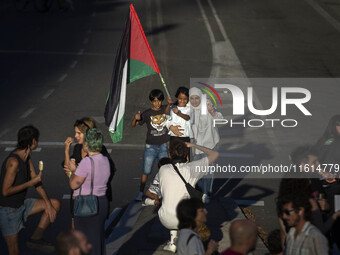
[159,73,171,99]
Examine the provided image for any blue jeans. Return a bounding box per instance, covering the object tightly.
[143,143,168,175]
[0,198,36,236]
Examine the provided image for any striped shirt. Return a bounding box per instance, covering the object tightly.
[285,221,328,255]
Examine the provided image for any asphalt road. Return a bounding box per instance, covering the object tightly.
[1,0,340,254]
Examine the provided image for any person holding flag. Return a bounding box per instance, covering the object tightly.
[131,89,172,201]
[104,4,171,143]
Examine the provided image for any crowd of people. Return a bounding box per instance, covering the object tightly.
[0,85,225,255]
[1,84,340,255]
[272,114,340,254]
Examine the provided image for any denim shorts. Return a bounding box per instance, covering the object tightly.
[143,143,168,175]
[0,198,37,236]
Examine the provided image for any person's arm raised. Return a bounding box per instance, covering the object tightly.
[131,111,141,127]
[186,143,219,164]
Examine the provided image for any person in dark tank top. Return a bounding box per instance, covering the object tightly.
[0,125,61,254]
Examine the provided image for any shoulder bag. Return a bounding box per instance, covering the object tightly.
[74,157,98,217]
[171,163,203,200]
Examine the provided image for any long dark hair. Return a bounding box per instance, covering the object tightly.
[315,114,340,148]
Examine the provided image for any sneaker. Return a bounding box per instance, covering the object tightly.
[163,241,176,253]
[26,238,55,253]
[202,193,210,204]
[144,198,155,206]
[135,191,143,201]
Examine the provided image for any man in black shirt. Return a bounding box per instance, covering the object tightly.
[0,125,61,255]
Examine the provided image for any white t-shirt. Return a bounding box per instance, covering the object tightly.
[169,106,192,138]
[158,157,209,229]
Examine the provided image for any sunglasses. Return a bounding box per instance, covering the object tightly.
[282,209,295,216]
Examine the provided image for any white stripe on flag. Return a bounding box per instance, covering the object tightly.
[109,60,128,132]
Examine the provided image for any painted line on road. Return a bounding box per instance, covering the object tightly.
[0,50,113,57]
[58,73,68,83]
[42,89,55,100]
[132,177,140,180]
[83,38,89,44]
[20,107,35,119]
[0,141,145,149]
[91,116,105,124]
[235,200,265,206]
[219,152,254,158]
[5,147,41,152]
[63,194,71,199]
[69,60,78,69]
[107,149,112,153]
[197,0,280,153]
[0,129,9,139]
[305,0,340,33]
[77,49,84,55]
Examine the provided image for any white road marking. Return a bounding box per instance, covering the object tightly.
[235,200,265,206]
[5,147,41,152]
[58,73,68,83]
[305,0,340,33]
[0,129,9,138]
[132,177,140,180]
[77,48,84,55]
[196,0,280,152]
[0,141,144,149]
[107,149,112,153]
[91,116,105,124]
[63,194,71,199]
[20,107,35,119]
[42,89,55,99]
[0,50,113,57]
[69,60,78,69]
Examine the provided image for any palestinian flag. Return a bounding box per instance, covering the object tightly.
[104,4,161,143]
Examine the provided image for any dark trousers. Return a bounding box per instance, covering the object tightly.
[75,196,108,255]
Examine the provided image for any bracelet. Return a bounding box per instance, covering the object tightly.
[68,172,72,178]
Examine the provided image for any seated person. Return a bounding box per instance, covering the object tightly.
[144,158,172,206]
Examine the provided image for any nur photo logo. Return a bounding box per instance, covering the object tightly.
[192,78,313,128]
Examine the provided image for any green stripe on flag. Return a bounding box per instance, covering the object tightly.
[109,114,124,143]
[128,59,157,84]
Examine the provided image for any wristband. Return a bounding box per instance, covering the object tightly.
[34,182,43,188]
[69,172,72,178]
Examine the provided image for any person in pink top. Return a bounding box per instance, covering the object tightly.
[68,128,110,255]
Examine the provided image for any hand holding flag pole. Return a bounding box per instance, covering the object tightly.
[105,4,172,143]
[159,73,171,99]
